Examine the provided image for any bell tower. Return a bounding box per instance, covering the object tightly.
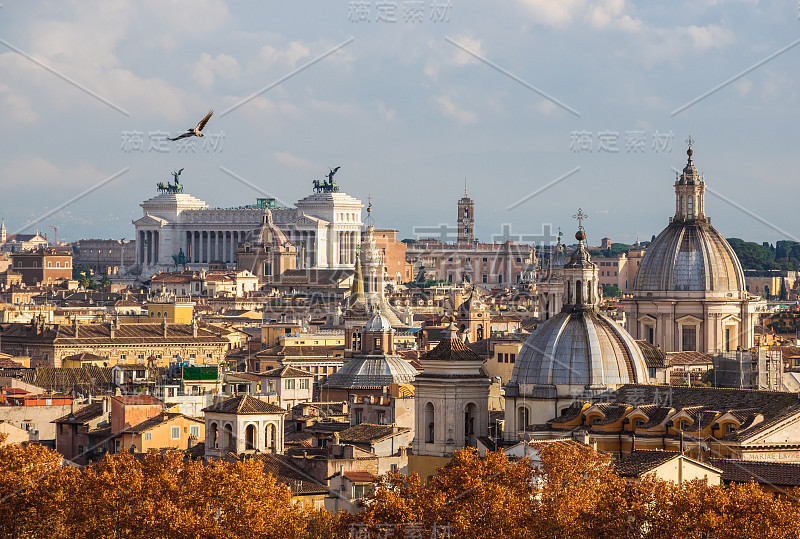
[457,188,474,245]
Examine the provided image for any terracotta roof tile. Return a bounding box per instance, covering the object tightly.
[203,394,287,415]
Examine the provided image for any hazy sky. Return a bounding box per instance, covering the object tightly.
[0,1,798,247]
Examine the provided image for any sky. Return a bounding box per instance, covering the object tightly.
[0,0,798,247]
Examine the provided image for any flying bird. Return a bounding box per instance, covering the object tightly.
[169,109,214,141]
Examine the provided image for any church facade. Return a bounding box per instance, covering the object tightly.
[128,173,363,279]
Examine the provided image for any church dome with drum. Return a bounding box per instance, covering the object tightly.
[505,215,650,433]
[622,141,764,354]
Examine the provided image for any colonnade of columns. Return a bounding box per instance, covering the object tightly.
[185,230,249,265]
[337,230,357,265]
[137,230,159,266]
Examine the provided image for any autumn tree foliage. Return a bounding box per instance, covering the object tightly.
[3,435,800,538]
[0,439,323,539]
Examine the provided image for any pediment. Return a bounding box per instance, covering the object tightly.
[637,314,657,324]
[133,214,168,227]
[741,413,800,446]
[675,314,703,325]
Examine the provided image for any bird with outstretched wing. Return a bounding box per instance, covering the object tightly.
[170,110,214,141]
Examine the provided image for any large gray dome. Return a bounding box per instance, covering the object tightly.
[633,145,746,296]
[633,220,745,295]
[508,310,649,398]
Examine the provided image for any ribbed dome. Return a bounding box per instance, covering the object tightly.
[633,143,746,296]
[246,209,290,249]
[509,310,649,397]
[321,355,417,388]
[364,307,392,332]
[633,221,745,294]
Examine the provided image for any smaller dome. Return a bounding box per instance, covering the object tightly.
[364,306,392,332]
[321,354,417,388]
[246,209,291,249]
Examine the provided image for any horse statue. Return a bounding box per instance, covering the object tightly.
[157,181,169,193]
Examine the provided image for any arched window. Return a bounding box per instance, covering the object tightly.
[223,424,234,452]
[576,280,582,304]
[209,422,218,449]
[265,424,277,453]
[587,280,592,303]
[566,281,571,303]
[464,403,477,448]
[688,195,694,217]
[476,324,483,340]
[518,407,530,430]
[425,402,435,443]
[245,424,257,450]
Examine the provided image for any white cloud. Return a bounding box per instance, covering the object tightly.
[639,24,735,67]
[518,0,641,31]
[192,53,241,88]
[436,96,478,125]
[450,35,484,66]
[253,41,312,71]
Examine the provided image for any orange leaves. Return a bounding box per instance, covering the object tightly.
[0,445,314,539]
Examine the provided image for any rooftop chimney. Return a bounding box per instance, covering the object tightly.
[73,316,79,338]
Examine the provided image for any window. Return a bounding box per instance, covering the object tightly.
[482,275,488,283]
[681,326,697,352]
[144,432,152,441]
[354,410,363,425]
[353,483,373,500]
[510,353,515,363]
[482,257,488,262]
[498,353,503,363]
[171,426,180,440]
[206,353,213,358]
[285,379,296,390]
[120,354,126,360]
[190,426,200,438]
[299,378,309,390]
[268,380,276,392]
[377,411,386,424]
[137,354,144,360]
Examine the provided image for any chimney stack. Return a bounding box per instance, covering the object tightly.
[162,313,168,338]
[73,315,79,338]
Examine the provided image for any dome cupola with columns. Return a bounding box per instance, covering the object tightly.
[623,138,764,354]
[505,213,650,435]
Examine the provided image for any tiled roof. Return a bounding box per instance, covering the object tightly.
[667,351,713,366]
[466,339,491,358]
[343,470,375,483]
[610,385,800,442]
[63,352,107,362]
[708,458,800,487]
[203,394,287,415]
[251,453,329,495]
[338,424,410,445]
[0,357,24,369]
[53,402,105,424]
[635,340,667,368]
[613,450,682,477]
[550,402,585,424]
[259,366,314,378]
[0,321,229,345]
[21,366,112,395]
[420,333,485,362]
